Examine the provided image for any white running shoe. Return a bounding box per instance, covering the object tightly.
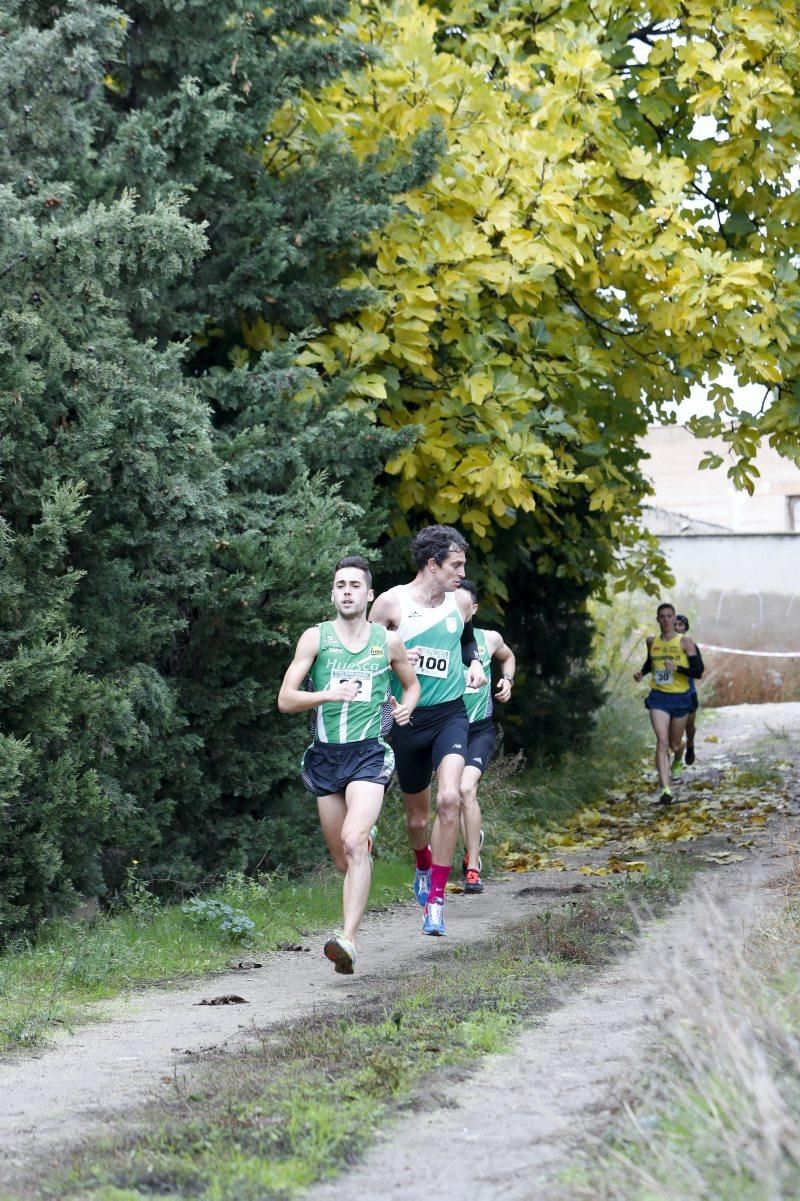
[324,934,356,974]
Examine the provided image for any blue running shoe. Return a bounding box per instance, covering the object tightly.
[422,899,446,936]
[413,867,431,907]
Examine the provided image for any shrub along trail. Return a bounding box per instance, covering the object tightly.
[1,703,798,1199]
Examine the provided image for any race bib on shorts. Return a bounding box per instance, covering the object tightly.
[414,646,451,679]
[329,669,373,701]
[654,668,673,686]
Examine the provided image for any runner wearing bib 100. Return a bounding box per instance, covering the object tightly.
[369,524,486,938]
[390,586,466,708]
[388,585,468,795]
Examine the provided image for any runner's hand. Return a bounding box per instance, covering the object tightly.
[390,696,413,726]
[664,658,677,671]
[326,680,362,703]
[633,671,643,682]
[495,678,512,703]
[406,646,421,668]
[466,660,486,689]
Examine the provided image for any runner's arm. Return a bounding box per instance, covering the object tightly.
[277,628,360,712]
[386,632,420,726]
[455,589,486,687]
[678,636,704,679]
[486,630,516,703]
[460,618,480,666]
[633,636,654,683]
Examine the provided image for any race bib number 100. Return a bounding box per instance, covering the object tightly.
[415,646,450,679]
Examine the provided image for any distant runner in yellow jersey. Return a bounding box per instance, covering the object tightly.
[278,556,419,975]
[634,602,702,805]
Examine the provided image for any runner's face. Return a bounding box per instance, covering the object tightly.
[657,607,676,636]
[331,570,373,618]
[675,618,687,634]
[432,549,466,591]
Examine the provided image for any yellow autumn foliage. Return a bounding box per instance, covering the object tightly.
[262,0,800,582]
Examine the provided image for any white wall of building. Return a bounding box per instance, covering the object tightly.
[657,533,800,654]
[641,426,800,532]
[660,533,800,598]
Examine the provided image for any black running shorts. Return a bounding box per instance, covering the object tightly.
[464,717,496,774]
[390,697,469,794]
[301,738,394,798]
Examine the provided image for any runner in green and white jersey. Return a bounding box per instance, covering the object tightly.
[457,580,516,894]
[278,556,419,975]
[370,526,486,937]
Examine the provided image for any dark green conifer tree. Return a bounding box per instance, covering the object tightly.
[93,0,441,878]
[0,2,227,934]
[0,0,442,932]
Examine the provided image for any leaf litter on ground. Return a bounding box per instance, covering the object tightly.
[499,751,790,877]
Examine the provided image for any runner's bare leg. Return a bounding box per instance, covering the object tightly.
[430,752,466,865]
[460,765,483,869]
[318,783,383,943]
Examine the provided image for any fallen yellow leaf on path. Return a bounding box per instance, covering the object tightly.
[699,851,746,864]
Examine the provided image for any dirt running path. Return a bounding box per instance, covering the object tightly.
[306,811,794,1201]
[1,702,798,1194]
[0,853,601,1185]
[305,701,800,1201]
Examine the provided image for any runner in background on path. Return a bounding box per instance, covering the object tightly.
[633,602,702,805]
[278,556,419,975]
[635,611,704,778]
[369,526,486,937]
[457,580,516,895]
[674,614,701,766]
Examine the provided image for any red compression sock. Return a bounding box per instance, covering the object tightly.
[428,864,450,903]
[414,845,432,871]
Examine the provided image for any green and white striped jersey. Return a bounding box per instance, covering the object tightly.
[463,629,493,724]
[308,622,391,743]
[389,586,465,707]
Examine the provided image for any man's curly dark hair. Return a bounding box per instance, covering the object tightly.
[410,525,467,570]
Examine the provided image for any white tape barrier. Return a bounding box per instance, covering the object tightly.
[699,644,800,658]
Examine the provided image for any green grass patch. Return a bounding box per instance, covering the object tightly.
[0,860,412,1053]
[0,688,654,1056]
[42,863,689,1201]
